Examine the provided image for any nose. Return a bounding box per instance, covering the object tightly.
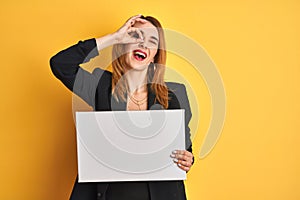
[138,42,147,49]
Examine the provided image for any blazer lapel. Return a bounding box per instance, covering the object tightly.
[147,84,156,110]
[147,84,165,110]
[110,94,127,111]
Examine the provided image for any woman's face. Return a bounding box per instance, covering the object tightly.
[124,21,159,71]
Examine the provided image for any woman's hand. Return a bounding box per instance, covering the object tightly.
[95,14,148,51]
[171,150,194,172]
[112,14,148,44]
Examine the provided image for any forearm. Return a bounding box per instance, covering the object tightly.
[50,33,118,78]
[95,33,119,51]
[50,38,98,82]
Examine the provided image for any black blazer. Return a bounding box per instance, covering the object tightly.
[50,38,193,200]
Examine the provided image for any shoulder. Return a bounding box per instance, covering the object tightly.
[166,82,186,91]
[166,81,192,120]
[166,82,188,100]
[166,82,186,94]
[166,82,189,109]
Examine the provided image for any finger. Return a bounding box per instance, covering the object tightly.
[135,18,148,24]
[127,16,148,28]
[171,150,193,161]
[172,156,192,168]
[126,14,143,26]
[173,158,191,172]
[127,14,142,22]
[176,159,192,167]
[177,163,190,172]
[127,27,144,41]
[175,150,192,156]
[179,150,194,160]
[172,150,185,155]
[174,154,190,161]
[171,155,192,172]
[134,28,144,40]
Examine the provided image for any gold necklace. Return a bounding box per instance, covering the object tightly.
[128,93,147,110]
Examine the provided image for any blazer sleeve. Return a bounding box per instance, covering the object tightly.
[167,83,193,154]
[49,38,109,108]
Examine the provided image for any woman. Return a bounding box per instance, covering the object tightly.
[50,14,194,200]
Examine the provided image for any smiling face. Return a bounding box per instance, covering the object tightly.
[112,16,168,106]
[124,21,159,71]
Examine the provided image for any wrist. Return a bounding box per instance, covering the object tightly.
[110,32,121,45]
[95,33,118,51]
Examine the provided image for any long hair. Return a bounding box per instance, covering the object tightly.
[111,16,169,109]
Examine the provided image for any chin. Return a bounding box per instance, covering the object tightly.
[125,53,151,71]
[128,62,149,71]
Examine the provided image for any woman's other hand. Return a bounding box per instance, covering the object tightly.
[171,150,194,172]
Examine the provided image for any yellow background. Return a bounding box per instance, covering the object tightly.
[1,0,299,199]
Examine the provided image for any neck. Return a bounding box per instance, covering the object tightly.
[125,68,148,93]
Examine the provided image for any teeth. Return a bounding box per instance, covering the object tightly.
[134,51,146,59]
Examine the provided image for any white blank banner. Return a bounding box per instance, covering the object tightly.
[76,110,186,182]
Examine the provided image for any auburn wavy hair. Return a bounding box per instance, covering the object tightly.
[111,16,169,108]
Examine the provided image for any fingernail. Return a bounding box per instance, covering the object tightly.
[170,154,175,158]
[178,163,182,167]
[172,150,177,154]
[173,158,178,162]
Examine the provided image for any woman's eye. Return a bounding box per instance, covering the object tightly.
[150,41,158,46]
[129,31,140,39]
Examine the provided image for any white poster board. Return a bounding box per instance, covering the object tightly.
[75,109,186,182]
